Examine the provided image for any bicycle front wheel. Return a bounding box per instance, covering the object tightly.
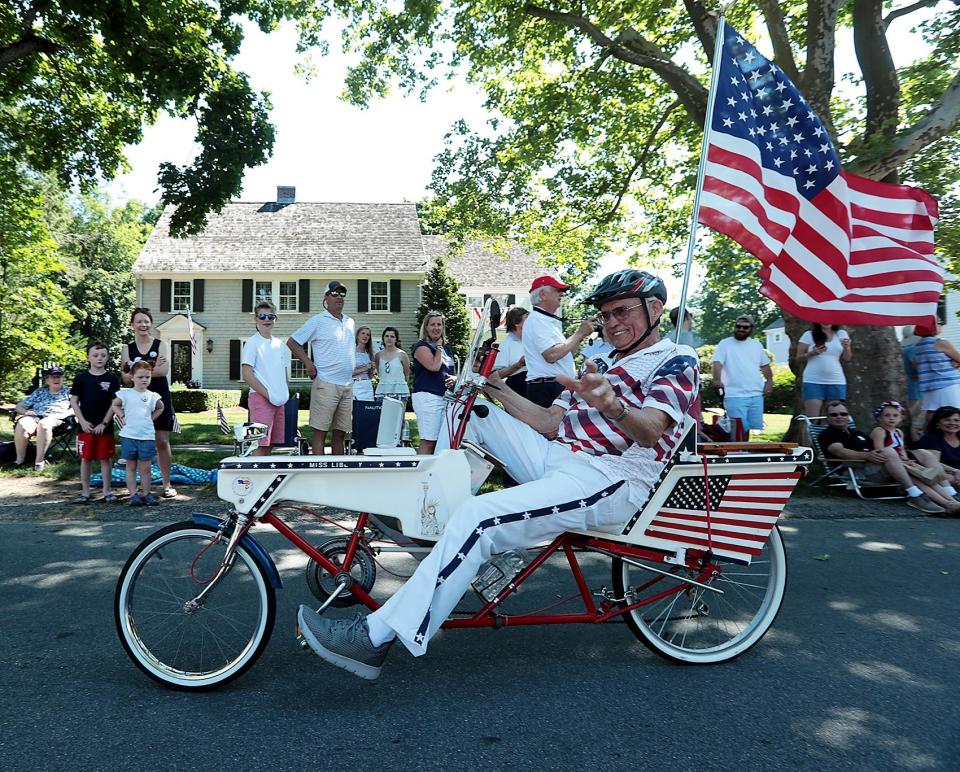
[612,526,787,664]
[115,522,276,690]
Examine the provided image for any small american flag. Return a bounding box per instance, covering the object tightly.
[217,403,231,435]
[698,24,942,326]
[644,471,801,562]
[187,309,199,357]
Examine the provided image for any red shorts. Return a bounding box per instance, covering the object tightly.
[248,392,287,446]
[77,432,116,461]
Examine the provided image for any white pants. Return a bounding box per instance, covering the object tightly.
[369,402,633,656]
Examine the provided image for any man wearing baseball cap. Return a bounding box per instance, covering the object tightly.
[711,314,772,439]
[288,280,356,455]
[522,275,596,407]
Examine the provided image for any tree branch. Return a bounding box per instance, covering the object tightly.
[849,69,960,179]
[682,0,717,63]
[523,4,708,123]
[757,0,800,83]
[884,0,940,29]
[853,0,900,168]
[0,34,62,68]
[802,0,845,129]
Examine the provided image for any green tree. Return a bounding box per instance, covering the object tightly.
[0,1,323,235]
[316,0,960,428]
[0,166,76,398]
[417,253,472,362]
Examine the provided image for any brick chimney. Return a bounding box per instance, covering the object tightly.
[276,186,296,204]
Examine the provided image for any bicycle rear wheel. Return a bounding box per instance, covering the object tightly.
[611,526,787,664]
[115,521,276,690]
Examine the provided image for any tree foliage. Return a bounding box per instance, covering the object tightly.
[416,253,472,363]
[0,1,325,235]
[308,0,960,428]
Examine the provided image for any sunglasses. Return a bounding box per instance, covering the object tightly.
[735,324,753,330]
[256,313,277,321]
[384,360,392,373]
[828,411,849,417]
[327,290,346,298]
[597,301,645,325]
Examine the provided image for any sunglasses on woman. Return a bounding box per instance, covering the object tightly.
[257,313,277,321]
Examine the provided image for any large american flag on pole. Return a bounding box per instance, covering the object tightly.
[698,25,942,326]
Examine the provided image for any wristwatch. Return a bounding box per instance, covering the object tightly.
[607,398,631,423]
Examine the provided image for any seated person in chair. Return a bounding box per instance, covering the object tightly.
[297,268,699,680]
[12,366,73,471]
[820,400,958,515]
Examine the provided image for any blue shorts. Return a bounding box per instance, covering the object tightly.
[121,437,157,462]
[723,395,765,431]
[802,382,847,402]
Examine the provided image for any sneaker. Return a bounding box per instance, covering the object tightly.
[128,494,145,507]
[34,460,46,472]
[906,494,945,514]
[102,493,118,503]
[296,606,393,681]
[143,494,160,506]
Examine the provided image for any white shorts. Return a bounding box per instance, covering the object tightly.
[922,384,960,412]
[412,391,446,441]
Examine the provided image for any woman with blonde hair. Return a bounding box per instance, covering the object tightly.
[411,311,457,454]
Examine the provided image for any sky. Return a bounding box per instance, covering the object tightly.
[108,11,936,302]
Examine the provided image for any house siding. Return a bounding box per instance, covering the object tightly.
[140,277,422,389]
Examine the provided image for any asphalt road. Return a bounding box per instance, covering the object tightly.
[1,515,958,771]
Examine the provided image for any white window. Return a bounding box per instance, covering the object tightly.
[773,333,782,343]
[255,280,299,311]
[370,281,389,311]
[173,281,192,312]
[255,280,273,304]
[279,281,299,311]
[290,343,311,380]
[467,294,483,307]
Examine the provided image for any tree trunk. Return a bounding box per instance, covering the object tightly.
[784,310,906,432]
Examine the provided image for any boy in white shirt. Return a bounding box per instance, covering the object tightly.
[112,361,165,506]
[242,301,291,456]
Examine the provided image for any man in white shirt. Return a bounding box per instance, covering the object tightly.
[288,280,356,455]
[522,275,596,407]
[711,314,773,439]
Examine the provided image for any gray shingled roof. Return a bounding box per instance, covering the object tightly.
[423,235,557,290]
[134,202,427,274]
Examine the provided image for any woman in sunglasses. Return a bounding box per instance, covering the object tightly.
[374,327,410,402]
[241,301,290,456]
[352,327,376,402]
[412,312,457,454]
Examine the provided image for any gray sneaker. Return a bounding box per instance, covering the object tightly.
[906,494,945,514]
[296,606,393,680]
[128,494,145,507]
[143,493,160,506]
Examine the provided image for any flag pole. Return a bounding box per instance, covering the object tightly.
[673,8,730,343]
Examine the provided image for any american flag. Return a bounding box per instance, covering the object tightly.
[698,25,942,326]
[217,403,231,435]
[187,309,199,357]
[644,470,801,562]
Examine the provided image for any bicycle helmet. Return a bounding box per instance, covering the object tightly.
[584,269,667,307]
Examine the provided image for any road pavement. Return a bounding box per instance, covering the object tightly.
[1,509,958,771]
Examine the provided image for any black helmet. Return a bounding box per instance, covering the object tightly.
[585,269,667,308]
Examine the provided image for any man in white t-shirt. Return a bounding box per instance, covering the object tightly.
[288,280,356,455]
[522,275,596,407]
[297,268,699,680]
[711,314,773,438]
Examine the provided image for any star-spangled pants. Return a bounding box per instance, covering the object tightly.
[369,401,633,656]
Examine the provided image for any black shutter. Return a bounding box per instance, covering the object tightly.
[298,279,310,312]
[242,279,253,312]
[389,279,401,312]
[357,279,369,313]
[229,339,242,381]
[192,279,205,312]
[507,293,516,306]
[160,279,172,312]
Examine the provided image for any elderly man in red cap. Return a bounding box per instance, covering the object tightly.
[522,275,596,407]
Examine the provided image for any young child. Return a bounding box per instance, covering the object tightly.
[241,300,290,456]
[69,341,121,503]
[112,361,165,506]
[870,400,960,513]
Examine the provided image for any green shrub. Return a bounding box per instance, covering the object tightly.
[767,365,796,414]
[170,385,243,413]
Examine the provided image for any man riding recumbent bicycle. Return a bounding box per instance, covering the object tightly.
[114,269,811,689]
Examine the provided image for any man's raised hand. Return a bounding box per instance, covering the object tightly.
[556,359,619,416]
